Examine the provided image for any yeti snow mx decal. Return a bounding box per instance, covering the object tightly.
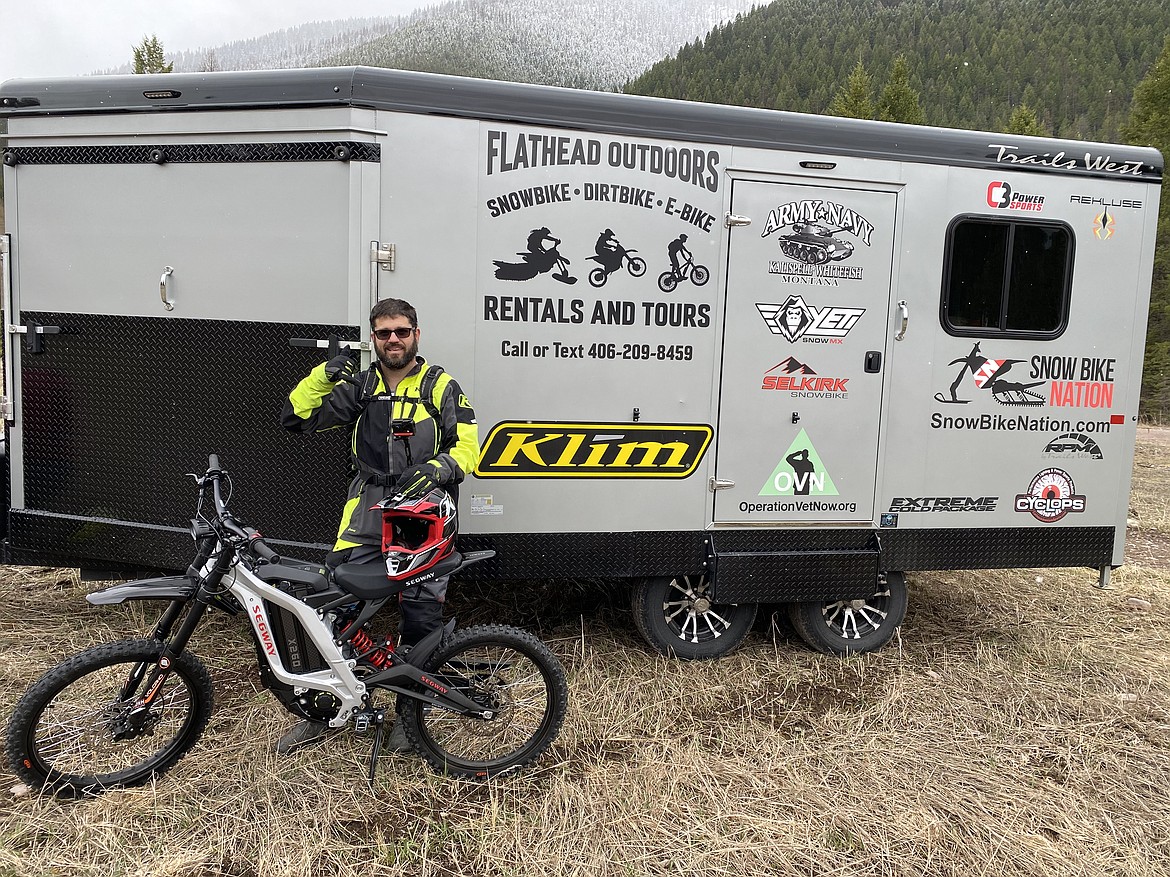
[756,295,865,344]
[475,422,713,478]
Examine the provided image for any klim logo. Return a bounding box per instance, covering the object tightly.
[475,422,713,478]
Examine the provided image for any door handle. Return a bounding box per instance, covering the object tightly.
[894,299,908,341]
[160,266,175,311]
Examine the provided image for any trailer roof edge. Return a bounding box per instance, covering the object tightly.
[0,66,1161,183]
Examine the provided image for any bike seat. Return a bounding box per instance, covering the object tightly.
[331,562,408,600]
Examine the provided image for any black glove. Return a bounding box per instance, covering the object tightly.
[324,346,359,383]
[393,461,443,498]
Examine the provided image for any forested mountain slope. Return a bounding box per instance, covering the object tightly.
[627,0,1170,142]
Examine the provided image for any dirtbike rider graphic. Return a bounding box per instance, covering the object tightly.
[492,226,577,283]
[594,228,622,271]
[667,233,692,280]
[280,297,480,754]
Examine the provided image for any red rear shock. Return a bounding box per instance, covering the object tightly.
[349,627,389,669]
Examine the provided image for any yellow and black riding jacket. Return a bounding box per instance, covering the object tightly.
[282,356,479,549]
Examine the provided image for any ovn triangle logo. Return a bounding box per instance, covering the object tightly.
[759,429,839,496]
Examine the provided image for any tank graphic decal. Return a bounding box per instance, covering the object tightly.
[756,198,875,286]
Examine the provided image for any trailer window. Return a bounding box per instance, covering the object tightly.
[942,218,1072,338]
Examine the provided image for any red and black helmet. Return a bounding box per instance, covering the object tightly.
[376,489,457,581]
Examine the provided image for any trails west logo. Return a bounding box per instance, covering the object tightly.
[476,422,712,478]
[760,199,873,279]
[756,295,865,344]
[761,357,849,398]
[986,180,1045,212]
[1015,468,1086,522]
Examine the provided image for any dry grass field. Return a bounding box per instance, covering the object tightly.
[1,430,1168,877]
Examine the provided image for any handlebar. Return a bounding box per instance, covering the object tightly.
[199,454,281,565]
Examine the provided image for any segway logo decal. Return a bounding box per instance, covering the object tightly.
[756,295,865,343]
[759,429,839,496]
[476,422,712,478]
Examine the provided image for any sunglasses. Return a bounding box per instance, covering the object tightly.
[373,326,416,341]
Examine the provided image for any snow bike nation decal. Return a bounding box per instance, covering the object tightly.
[935,342,1117,410]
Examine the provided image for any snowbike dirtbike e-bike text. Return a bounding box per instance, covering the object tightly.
[5,456,569,796]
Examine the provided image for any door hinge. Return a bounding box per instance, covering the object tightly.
[725,213,752,228]
[709,478,735,491]
[371,242,396,271]
[0,396,11,421]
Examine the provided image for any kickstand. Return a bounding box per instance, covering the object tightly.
[367,708,387,785]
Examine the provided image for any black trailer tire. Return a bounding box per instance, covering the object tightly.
[787,571,908,656]
[631,575,757,660]
[6,639,213,797]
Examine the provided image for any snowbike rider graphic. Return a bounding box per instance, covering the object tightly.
[492,227,577,284]
[936,341,1045,407]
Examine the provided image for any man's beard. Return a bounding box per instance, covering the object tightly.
[377,335,418,370]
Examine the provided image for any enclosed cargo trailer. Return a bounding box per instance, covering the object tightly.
[0,67,1161,658]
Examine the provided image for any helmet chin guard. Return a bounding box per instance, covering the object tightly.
[375,489,457,582]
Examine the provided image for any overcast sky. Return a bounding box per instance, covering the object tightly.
[0,0,441,83]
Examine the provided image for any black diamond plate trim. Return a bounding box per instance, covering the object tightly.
[16,312,359,570]
[880,526,1115,570]
[710,550,879,604]
[455,531,709,581]
[5,141,380,165]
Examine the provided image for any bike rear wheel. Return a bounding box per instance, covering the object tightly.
[400,624,568,778]
[6,639,213,797]
[657,271,679,293]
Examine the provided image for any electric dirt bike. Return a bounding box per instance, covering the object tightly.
[5,456,569,796]
[657,254,710,293]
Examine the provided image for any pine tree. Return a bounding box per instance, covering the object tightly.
[1122,35,1170,418]
[827,60,875,119]
[877,56,925,124]
[132,35,174,74]
[1004,104,1045,135]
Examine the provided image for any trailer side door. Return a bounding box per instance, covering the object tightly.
[714,179,897,524]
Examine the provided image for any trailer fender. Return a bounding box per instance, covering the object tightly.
[86,575,194,606]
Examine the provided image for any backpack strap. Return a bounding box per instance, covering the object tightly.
[416,364,445,421]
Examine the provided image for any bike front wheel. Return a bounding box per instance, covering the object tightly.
[626,256,647,277]
[6,639,213,797]
[400,624,568,778]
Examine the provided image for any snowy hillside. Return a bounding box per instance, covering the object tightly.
[100,0,758,90]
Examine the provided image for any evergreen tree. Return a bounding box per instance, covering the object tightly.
[1122,35,1170,418]
[132,35,174,74]
[1004,104,1045,135]
[877,56,925,124]
[828,60,875,119]
[197,50,220,73]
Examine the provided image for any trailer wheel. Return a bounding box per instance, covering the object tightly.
[787,571,907,656]
[631,575,757,660]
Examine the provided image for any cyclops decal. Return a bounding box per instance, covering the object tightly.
[1015,468,1087,522]
[476,422,713,478]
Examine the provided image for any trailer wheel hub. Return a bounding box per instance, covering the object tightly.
[692,596,712,614]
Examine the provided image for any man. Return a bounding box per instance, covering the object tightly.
[277,298,479,754]
[667,233,691,279]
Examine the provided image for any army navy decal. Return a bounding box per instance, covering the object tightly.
[476,422,713,478]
